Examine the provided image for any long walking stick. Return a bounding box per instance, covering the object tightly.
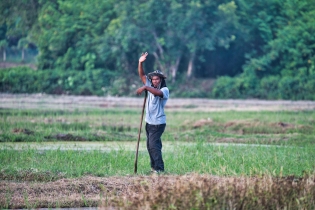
[134,90,147,174]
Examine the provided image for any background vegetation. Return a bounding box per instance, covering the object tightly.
[1,0,315,99]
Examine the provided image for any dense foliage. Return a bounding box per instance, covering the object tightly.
[213,0,315,99]
[0,66,124,96]
[1,0,315,99]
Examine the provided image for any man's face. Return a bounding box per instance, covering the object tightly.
[151,76,161,88]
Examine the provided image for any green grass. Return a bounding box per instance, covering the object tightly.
[1,142,314,179]
[1,108,315,144]
[1,108,315,179]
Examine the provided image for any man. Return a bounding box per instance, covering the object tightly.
[136,52,169,173]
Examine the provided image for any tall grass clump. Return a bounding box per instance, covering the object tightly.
[101,174,315,209]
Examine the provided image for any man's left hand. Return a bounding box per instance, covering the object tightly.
[136,86,146,95]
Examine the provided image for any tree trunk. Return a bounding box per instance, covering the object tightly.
[3,49,6,61]
[152,31,164,60]
[21,49,25,62]
[152,52,165,73]
[170,55,181,83]
[186,52,195,78]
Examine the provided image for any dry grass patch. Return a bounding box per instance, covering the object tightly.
[192,118,214,128]
[223,120,312,134]
[188,118,312,135]
[108,174,315,209]
[0,168,66,182]
[1,174,315,209]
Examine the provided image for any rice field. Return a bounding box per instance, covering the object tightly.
[1,94,315,209]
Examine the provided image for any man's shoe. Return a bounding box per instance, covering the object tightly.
[151,169,164,174]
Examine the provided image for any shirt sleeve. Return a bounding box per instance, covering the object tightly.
[145,76,151,86]
[161,87,169,99]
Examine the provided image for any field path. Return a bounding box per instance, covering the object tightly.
[0,141,286,153]
[1,93,315,111]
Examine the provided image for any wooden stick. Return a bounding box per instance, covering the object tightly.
[134,90,147,174]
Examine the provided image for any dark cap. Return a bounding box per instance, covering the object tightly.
[147,70,167,79]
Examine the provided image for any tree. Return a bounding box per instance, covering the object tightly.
[17,37,28,62]
[242,0,315,77]
[212,0,315,99]
[0,39,8,61]
[36,0,115,70]
[183,1,239,78]
[103,0,239,82]
[0,0,40,42]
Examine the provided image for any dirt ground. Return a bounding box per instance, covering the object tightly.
[1,93,315,112]
[0,61,36,70]
[1,94,315,208]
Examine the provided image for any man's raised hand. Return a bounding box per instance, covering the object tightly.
[139,52,148,63]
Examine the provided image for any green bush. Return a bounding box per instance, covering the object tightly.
[277,74,315,100]
[211,74,260,99]
[278,76,300,100]
[212,73,315,100]
[303,75,315,100]
[0,67,119,96]
[212,76,237,98]
[2,66,315,100]
[259,76,280,99]
[0,66,42,93]
[167,77,213,98]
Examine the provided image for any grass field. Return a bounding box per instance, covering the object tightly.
[1,95,315,209]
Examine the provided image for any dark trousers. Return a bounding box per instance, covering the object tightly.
[145,123,166,171]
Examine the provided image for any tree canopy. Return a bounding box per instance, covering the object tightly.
[1,0,315,99]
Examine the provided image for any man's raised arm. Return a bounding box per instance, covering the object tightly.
[138,52,148,84]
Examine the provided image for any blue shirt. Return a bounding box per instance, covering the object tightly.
[145,76,169,125]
